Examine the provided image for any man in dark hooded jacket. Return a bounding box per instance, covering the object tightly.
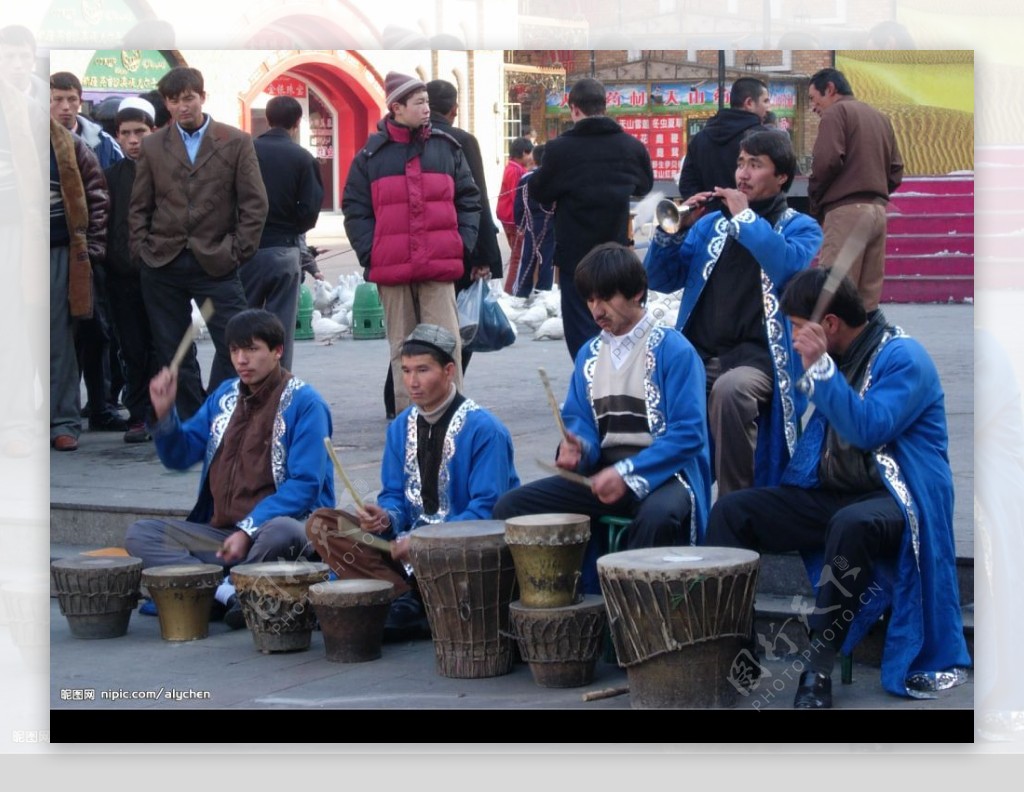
[678,77,770,209]
[528,77,654,360]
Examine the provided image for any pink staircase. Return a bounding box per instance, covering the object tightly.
[882,176,974,303]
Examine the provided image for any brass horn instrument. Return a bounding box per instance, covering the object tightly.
[655,198,704,234]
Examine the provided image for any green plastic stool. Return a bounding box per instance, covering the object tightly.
[598,515,631,663]
[599,514,631,555]
[295,283,314,340]
[352,282,386,340]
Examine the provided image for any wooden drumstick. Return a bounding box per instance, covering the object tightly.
[169,298,214,375]
[334,515,394,554]
[581,685,630,702]
[323,437,366,510]
[538,367,569,443]
[535,459,593,489]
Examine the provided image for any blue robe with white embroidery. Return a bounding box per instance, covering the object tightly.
[152,376,336,531]
[377,399,520,536]
[782,329,972,696]
[563,324,711,544]
[644,206,822,486]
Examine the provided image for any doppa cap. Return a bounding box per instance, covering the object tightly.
[404,323,457,362]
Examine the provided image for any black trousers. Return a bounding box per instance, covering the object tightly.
[106,273,159,423]
[140,250,248,420]
[705,486,904,649]
[493,474,693,594]
[74,266,116,420]
[559,269,600,361]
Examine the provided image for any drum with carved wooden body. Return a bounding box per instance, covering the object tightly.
[230,561,330,653]
[504,513,589,608]
[308,579,394,663]
[509,594,606,688]
[408,520,517,678]
[141,563,222,641]
[50,555,143,639]
[598,547,760,708]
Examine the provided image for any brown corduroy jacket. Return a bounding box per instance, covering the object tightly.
[128,117,268,277]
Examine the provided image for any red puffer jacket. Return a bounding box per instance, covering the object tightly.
[343,118,481,286]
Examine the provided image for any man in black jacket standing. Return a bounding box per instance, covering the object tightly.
[243,95,324,371]
[677,77,770,208]
[528,77,654,359]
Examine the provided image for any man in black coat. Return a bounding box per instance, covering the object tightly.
[677,77,770,208]
[528,78,654,359]
[243,95,324,372]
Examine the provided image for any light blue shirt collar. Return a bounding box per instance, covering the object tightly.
[177,114,211,164]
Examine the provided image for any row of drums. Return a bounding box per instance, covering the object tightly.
[51,515,760,708]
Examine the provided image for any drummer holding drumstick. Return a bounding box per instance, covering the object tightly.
[306,324,519,642]
[494,243,712,595]
[125,309,335,628]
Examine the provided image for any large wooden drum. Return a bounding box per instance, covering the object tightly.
[308,579,395,663]
[598,547,760,708]
[504,513,589,608]
[50,555,143,639]
[408,520,518,679]
[141,563,222,642]
[230,561,330,653]
[509,594,607,688]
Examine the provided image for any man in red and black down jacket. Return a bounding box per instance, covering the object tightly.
[342,71,481,415]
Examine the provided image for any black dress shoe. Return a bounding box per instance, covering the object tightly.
[223,596,247,631]
[794,670,832,709]
[382,590,431,643]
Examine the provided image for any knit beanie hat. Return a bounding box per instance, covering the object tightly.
[385,71,427,107]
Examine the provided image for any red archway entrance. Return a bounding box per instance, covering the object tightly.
[241,51,384,211]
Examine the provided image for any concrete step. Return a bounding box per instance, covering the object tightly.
[885,254,974,278]
[887,213,973,235]
[881,275,974,303]
[753,594,974,668]
[753,553,974,667]
[899,176,974,195]
[890,194,973,214]
[50,503,188,547]
[887,233,973,256]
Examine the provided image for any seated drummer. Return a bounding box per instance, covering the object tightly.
[706,269,972,708]
[493,243,711,593]
[306,323,520,641]
[125,309,335,628]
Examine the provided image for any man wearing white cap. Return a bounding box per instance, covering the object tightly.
[343,71,481,416]
[305,323,519,640]
[103,97,159,442]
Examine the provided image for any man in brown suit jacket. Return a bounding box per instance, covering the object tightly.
[129,66,268,419]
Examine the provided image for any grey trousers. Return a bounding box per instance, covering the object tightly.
[706,360,773,497]
[378,281,463,413]
[123,516,316,571]
[50,246,81,439]
[239,245,302,371]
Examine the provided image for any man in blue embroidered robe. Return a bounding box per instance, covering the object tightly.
[644,130,822,496]
[306,323,519,639]
[494,243,711,594]
[125,309,335,625]
[707,269,971,708]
